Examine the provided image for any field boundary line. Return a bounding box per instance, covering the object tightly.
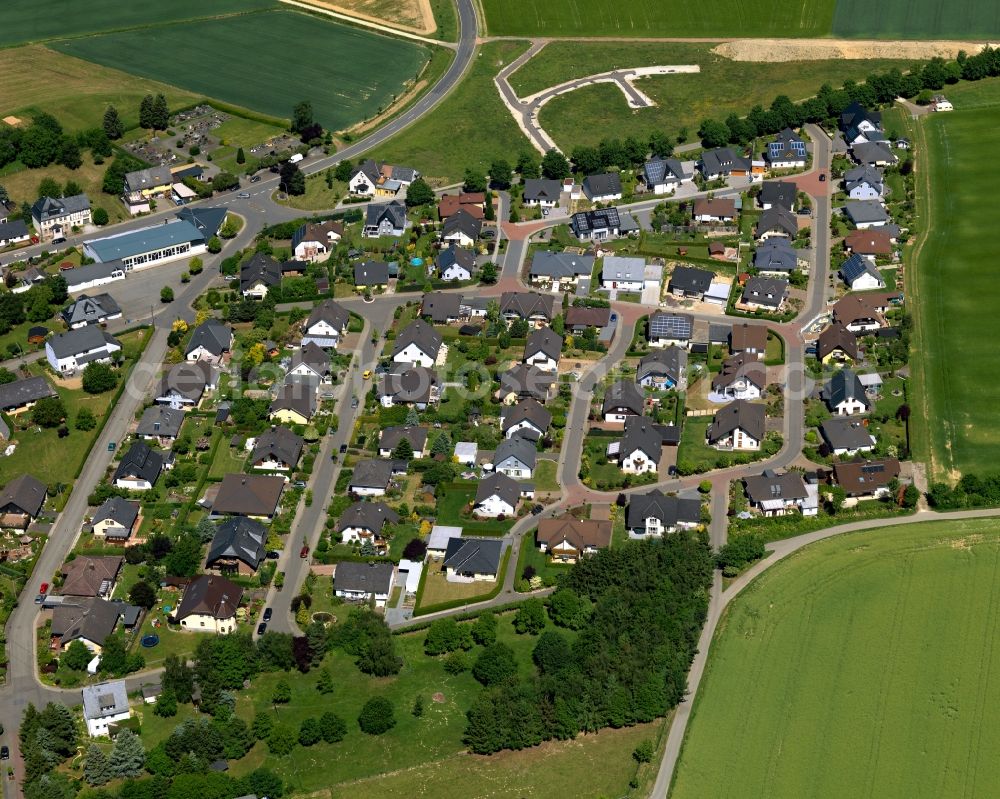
[280,0,456,47]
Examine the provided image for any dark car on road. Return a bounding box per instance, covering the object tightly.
[263,608,273,622]
[1,746,8,760]
[257,623,267,636]
[250,175,261,183]
[340,443,348,453]
[531,504,544,515]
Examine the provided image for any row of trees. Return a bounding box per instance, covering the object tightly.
[928,472,1000,510]
[0,112,111,171]
[462,535,714,754]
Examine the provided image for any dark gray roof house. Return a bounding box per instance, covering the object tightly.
[571,207,621,239]
[379,425,428,455]
[0,376,56,412]
[637,347,687,387]
[851,142,896,167]
[31,194,91,224]
[136,405,186,440]
[668,266,714,297]
[337,501,400,535]
[500,291,556,321]
[443,537,503,578]
[421,291,463,323]
[844,201,891,227]
[618,416,669,464]
[354,260,390,286]
[756,206,798,239]
[269,381,317,421]
[47,326,121,361]
[290,341,331,380]
[393,320,443,363]
[698,147,747,177]
[0,219,29,244]
[626,489,701,532]
[824,369,870,413]
[53,598,132,648]
[524,326,562,362]
[744,471,809,505]
[441,209,482,242]
[92,497,139,536]
[493,435,537,472]
[251,426,304,469]
[641,157,685,189]
[185,319,231,359]
[529,251,594,281]
[156,361,215,405]
[474,472,521,509]
[436,247,476,278]
[363,200,407,237]
[602,379,645,417]
[240,253,282,294]
[649,312,693,342]
[522,178,563,204]
[175,206,226,239]
[582,172,622,199]
[350,459,398,492]
[61,293,121,328]
[707,400,766,445]
[754,239,798,273]
[499,363,555,402]
[114,442,163,486]
[0,474,46,519]
[305,299,349,333]
[334,561,395,596]
[500,398,552,440]
[378,364,439,405]
[759,181,797,210]
[741,276,788,309]
[821,416,875,452]
[206,517,267,572]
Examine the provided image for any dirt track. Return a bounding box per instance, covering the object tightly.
[293,0,436,35]
[714,38,997,62]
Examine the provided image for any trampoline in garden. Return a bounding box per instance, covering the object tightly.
[141,634,160,648]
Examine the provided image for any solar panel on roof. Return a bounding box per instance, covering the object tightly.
[650,314,692,339]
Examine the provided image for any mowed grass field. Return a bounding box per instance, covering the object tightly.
[55,10,430,131]
[908,79,1000,479]
[480,0,835,37]
[832,0,1000,38]
[0,0,277,47]
[515,43,912,151]
[0,46,201,133]
[672,518,1000,799]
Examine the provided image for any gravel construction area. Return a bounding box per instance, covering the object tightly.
[713,38,996,62]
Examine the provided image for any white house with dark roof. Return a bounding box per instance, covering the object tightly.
[648,312,693,348]
[523,327,562,373]
[522,178,563,208]
[839,253,885,291]
[436,248,475,281]
[185,319,232,364]
[582,173,623,203]
[474,473,521,518]
[640,157,686,194]
[334,561,396,606]
[61,293,122,329]
[844,166,885,200]
[45,326,121,373]
[32,194,91,241]
[338,501,400,546]
[363,200,407,238]
[626,489,702,538]
[441,210,481,248]
[824,369,870,416]
[844,201,891,230]
[500,398,552,441]
[393,320,443,368]
[765,128,807,168]
[602,379,645,423]
[637,347,687,390]
[706,400,765,451]
[529,251,594,289]
[444,538,503,582]
[301,299,349,349]
[491,436,536,479]
[740,276,788,312]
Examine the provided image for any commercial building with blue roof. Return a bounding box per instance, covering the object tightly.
[82,207,225,269]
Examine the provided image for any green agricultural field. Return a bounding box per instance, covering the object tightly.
[370,40,532,184]
[672,518,1000,799]
[513,43,912,152]
[480,0,835,37]
[55,10,430,131]
[908,79,1000,479]
[832,0,1000,39]
[0,0,278,47]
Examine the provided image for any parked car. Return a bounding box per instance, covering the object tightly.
[34,594,44,605]
[819,173,827,182]
[351,397,359,409]
[39,582,48,595]
[339,443,348,453]
[250,175,261,183]
[266,550,280,560]
[300,545,309,558]
[263,608,273,622]
[0,746,9,760]
[257,623,267,636]
[362,370,372,379]
[293,480,306,489]
[531,504,544,516]
[238,192,250,198]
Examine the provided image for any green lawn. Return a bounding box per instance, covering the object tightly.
[908,79,1000,479]
[55,10,430,131]
[672,518,1000,798]
[832,0,1000,38]
[436,483,516,536]
[676,415,781,475]
[514,532,571,588]
[0,0,278,47]
[513,42,912,152]
[533,459,558,491]
[370,40,532,184]
[208,438,248,479]
[480,0,834,37]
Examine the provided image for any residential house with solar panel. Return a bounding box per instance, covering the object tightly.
[301,299,349,350]
[833,458,901,500]
[839,253,886,291]
[744,470,818,517]
[582,173,623,203]
[571,208,622,241]
[639,157,687,195]
[765,129,807,169]
[648,311,693,349]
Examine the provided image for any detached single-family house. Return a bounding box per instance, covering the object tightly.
[0,220,30,247]
[571,208,622,241]
[500,291,555,323]
[491,436,536,479]
[536,516,611,563]
[349,160,418,195]
[844,229,894,258]
[648,311,693,348]
[32,194,92,241]
[744,470,817,516]
[840,102,883,145]
[268,381,317,425]
[438,192,485,220]
[176,575,242,634]
[91,497,139,541]
[625,489,701,538]
[637,346,687,389]
[612,416,668,474]
[421,291,464,324]
[54,599,136,655]
[740,276,788,312]
[474,472,521,518]
[565,304,610,333]
[288,341,332,383]
[582,172,622,203]
[844,166,885,200]
[82,681,131,738]
[349,459,402,497]
[113,442,163,490]
[155,361,216,407]
[529,251,594,288]
[60,555,123,598]
[206,517,267,575]
[754,238,798,274]
[821,416,876,456]
[833,458,901,498]
[668,266,714,299]
[378,425,427,458]
[759,181,797,211]
[824,369,871,415]
[522,178,563,208]
[61,293,122,329]
[844,201,891,230]
[693,198,737,223]
[393,320,443,367]
[354,260,390,290]
[711,354,766,400]
[500,398,552,441]
[523,326,562,373]
[377,365,439,409]
[292,220,343,263]
[45,326,121,373]
[697,148,742,180]
[816,323,859,364]
[851,141,897,167]
[363,201,407,238]
[602,379,645,423]
[601,256,646,291]
[441,210,482,248]
[212,473,285,520]
[301,299,349,350]
[640,157,686,195]
[135,405,185,446]
[730,323,769,358]
[443,538,503,582]
[765,128,807,168]
[338,501,400,546]
[0,474,46,529]
[706,400,766,451]
[840,253,886,290]
[240,253,281,298]
[251,425,304,471]
[185,319,232,364]
[334,561,396,607]
[0,376,56,414]
[436,247,476,281]
[499,364,555,404]
[756,206,798,241]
